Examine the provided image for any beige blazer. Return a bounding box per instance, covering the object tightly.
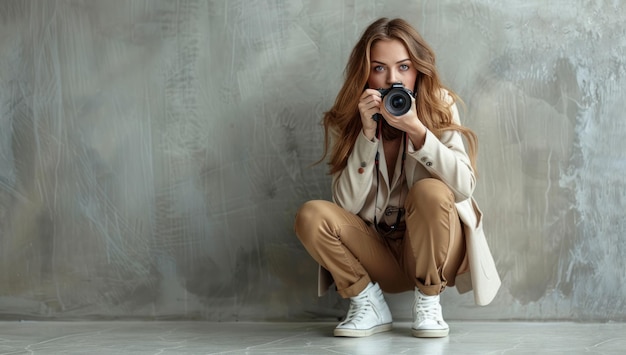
[318,95,501,306]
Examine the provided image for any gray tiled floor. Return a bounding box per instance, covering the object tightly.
[0,321,624,354]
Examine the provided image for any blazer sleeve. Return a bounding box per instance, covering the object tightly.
[406,99,476,202]
[331,130,379,214]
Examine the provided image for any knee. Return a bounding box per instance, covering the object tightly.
[405,178,455,213]
[294,200,330,243]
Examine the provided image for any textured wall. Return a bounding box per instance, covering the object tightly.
[0,0,624,321]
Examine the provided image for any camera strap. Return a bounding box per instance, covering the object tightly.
[373,120,407,234]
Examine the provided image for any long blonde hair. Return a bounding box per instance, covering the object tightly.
[320,18,478,175]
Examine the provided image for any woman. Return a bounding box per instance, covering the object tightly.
[294,18,500,338]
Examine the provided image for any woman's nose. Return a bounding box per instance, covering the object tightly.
[387,71,398,84]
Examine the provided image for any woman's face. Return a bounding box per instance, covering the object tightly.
[367,39,418,91]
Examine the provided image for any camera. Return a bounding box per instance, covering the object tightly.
[372,83,415,122]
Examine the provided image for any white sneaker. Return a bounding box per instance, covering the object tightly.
[411,288,449,338]
[334,282,393,337]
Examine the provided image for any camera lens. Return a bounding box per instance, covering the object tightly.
[384,89,412,116]
[391,96,406,109]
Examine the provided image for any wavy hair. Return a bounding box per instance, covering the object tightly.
[319,18,478,175]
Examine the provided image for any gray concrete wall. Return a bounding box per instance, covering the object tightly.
[0,0,624,321]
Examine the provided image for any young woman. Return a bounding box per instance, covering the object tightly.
[295,18,500,338]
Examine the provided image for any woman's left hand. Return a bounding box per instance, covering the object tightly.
[380,98,427,148]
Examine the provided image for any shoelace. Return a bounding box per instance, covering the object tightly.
[414,294,441,321]
[342,293,373,324]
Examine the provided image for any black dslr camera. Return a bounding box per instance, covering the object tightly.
[372,83,415,122]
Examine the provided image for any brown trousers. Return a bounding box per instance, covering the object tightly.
[295,178,467,298]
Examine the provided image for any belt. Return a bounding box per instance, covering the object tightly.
[377,221,406,237]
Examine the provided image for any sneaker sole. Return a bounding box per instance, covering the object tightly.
[334,323,393,337]
[411,327,449,338]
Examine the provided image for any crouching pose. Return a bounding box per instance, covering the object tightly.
[294,17,500,338]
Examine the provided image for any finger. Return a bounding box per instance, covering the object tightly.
[361,89,381,101]
[366,96,382,108]
[361,88,378,96]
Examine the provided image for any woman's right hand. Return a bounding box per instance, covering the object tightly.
[358,89,382,140]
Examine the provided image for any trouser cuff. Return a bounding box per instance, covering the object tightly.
[337,276,372,298]
[415,280,445,296]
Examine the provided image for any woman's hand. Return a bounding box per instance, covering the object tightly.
[380,96,427,149]
[358,89,382,140]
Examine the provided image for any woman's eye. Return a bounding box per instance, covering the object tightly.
[400,64,409,71]
[374,65,384,72]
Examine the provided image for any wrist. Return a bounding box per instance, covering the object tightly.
[363,127,376,141]
[407,125,427,150]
